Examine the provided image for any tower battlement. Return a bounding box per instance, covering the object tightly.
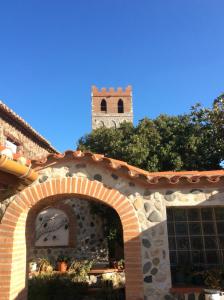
[92,85,132,97]
[91,85,133,130]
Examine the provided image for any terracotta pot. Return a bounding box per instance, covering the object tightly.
[57,261,67,273]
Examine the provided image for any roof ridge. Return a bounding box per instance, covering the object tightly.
[32,150,224,185]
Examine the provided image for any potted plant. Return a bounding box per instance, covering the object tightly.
[57,255,70,273]
[68,259,93,282]
[38,258,53,273]
[201,269,224,300]
[117,259,125,271]
[204,289,220,300]
[29,258,37,273]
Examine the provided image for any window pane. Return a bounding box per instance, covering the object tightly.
[201,208,213,221]
[206,251,219,264]
[192,251,205,264]
[167,223,175,235]
[189,223,201,235]
[169,251,177,265]
[176,237,189,250]
[219,237,224,248]
[175,223,188,235]
[204,236,217,249]
[191,237,203,250]
[188,209,200,221]
[215,208,224,221]
[217,222,224,235]
[203,222,215,235]
[178,251,190,264]
[167,209,173,222]
[167,207,224,272]
[168,237,176,250]
[174,209,187,221]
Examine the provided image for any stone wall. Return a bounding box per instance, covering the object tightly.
[0,118,51,159]
[2,158,224,300]
[36,162,172,299]
[36,162,224,299]
[92,113,133,129]
[28,197,108,263]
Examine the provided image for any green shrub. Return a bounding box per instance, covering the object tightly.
[28,273,125,300]
[28,273,88,300]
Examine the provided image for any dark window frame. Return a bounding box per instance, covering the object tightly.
[118,99,124,113]
[100,99,107,112]
[167,207,224,269]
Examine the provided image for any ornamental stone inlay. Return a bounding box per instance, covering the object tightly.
[143,262,152,274]
[142,238,151,248]
[144,275,152,283]
[148,211,163,222]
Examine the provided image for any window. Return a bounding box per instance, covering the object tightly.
[118,99,124,113]
[5,139,18,154]
[101,99,107,112]
[167,207,224,270]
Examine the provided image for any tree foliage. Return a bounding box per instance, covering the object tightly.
[77,95,224,171]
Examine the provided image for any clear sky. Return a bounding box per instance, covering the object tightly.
[0,0,224,152]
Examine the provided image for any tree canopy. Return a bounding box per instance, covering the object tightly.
[77,95,224,171]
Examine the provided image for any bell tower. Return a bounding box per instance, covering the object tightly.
[91,85,133,130]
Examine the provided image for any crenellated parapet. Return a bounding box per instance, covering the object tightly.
[92,85,132,97]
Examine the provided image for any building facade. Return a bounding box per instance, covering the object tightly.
[1,98,224,300]
[91,86,133,129]
[0,100,57,160]
[0,100,57,204]
[1,151,224,300]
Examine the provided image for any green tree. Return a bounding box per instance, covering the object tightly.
[77,96,224,171]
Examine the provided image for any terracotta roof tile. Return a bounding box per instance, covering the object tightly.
[33,150,224,186]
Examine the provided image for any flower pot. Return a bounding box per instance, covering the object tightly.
[57,261,67,273]
[29,262,37,273]
[204,289,220,300]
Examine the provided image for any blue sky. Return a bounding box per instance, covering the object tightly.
[0,0,224,152]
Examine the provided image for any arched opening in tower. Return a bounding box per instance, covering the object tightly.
[118,99,124,113]
[100,99,107,112]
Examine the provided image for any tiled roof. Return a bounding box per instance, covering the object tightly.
[33,150,224,185]
[0,100,58,153]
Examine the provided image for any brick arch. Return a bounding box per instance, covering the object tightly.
[0,177,144,300]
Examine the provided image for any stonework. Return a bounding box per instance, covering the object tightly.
[29,197,108,262]
[0,101,57,159]
[91,86,133,129]
[1,155,224,300]
[0,118,52,159]
[31,162,224,299]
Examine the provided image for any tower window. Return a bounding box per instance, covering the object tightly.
[101,99,107,112]
[118,99,124,113]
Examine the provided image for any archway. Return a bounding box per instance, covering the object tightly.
[0,177,144,300]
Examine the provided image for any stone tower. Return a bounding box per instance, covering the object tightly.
[91,85,133,129]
